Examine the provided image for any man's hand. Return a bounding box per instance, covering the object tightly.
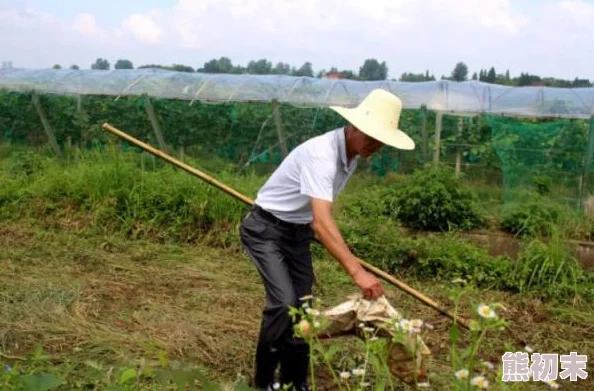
[310,198,385,300]
[352,267,385,299]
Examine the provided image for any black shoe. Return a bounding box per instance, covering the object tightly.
[279,342,310,391]
[253,342,281,389]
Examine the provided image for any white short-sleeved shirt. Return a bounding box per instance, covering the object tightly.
[254,127,358,224]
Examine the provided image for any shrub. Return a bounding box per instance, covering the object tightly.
[384,166,483,231]
[499,191,566,236]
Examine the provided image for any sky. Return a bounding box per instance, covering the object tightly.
[1,0,594,80]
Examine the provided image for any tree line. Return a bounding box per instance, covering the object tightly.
[50,57,592,88]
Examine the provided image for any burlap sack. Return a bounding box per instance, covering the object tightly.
[316,295,431,387]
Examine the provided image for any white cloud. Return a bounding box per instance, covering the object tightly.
[558,0,594,27]
[1,0,594,80]
[72,13,98,36]
[0,6,55,27]
[122,13,163,44]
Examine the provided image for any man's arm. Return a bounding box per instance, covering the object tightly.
[310,197,384,300]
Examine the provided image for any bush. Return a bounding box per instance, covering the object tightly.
[384,166,483,231]
[499,191,566,236]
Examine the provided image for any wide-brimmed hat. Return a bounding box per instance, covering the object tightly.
[330,89,415,150]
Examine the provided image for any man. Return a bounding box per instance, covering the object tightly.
[239,89,415,391]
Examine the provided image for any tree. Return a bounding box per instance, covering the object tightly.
[516,72,541,86]
[359,58,388,80]
[292,62,314,77]
[52,64,61,69]
[400,71,435,82]
[91,58,110,70]
[139,64,195,72]
[114,59,134,69]
[451,62,468,82]
[472,72,478,81]
[246,59,273,74]
[70,64,80,70]
[198,57,237,73]
[273,62,291,75]
[486,67,496,83]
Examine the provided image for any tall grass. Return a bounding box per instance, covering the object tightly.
[0,143,262,244]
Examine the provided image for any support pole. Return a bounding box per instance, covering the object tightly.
[455,117,463,176]
[433,112,443,165]
[144,97,168,153]
[581,116,594,206]
[421,105,428,165]
[31,92,61,157]
[273,100,288,158]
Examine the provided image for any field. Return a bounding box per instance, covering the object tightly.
[1,139,593,391]
[1,90,594,390]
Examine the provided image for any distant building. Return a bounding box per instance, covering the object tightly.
[325,72,342,79]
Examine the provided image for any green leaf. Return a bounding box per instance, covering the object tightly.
[119,368,137,385]
[323,344,341,362]
[374,378,387,391]
[20,373,65,391]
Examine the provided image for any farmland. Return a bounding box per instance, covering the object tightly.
[1,91,594,390]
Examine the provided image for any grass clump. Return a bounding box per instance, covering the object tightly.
[499,190,569,237]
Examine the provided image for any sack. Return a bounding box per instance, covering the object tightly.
[316,295,431,387]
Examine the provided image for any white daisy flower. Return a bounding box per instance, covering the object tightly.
[525,345,534,353]
[411,319,424,329]
[339,371,351,379]
[455,369,469,379]
[399,319,414,332]
[470,375,489,389]
[352,368,366,377]
[477,304,497,319]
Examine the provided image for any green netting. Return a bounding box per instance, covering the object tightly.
[489,116,592,205]
[2,89,594,208]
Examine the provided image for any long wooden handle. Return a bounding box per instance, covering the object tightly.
[102,122,471,330]
[102,123,254,206]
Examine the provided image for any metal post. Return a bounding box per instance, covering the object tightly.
[455,116,463,176]
[421,105,428,165]
[273,100,288,158]
[581,116,594,206]
[144,97,167,153]
[31,92,61,157]
[433,112,443,165]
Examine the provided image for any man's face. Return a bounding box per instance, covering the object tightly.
[352,127,384,158]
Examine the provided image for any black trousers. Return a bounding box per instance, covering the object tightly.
[239,204,314,387]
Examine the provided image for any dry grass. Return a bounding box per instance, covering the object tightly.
[0,223,593,390]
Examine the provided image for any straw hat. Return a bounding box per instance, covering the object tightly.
[330,89,415,150]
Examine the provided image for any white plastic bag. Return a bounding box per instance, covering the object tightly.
[316,295,431,386]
